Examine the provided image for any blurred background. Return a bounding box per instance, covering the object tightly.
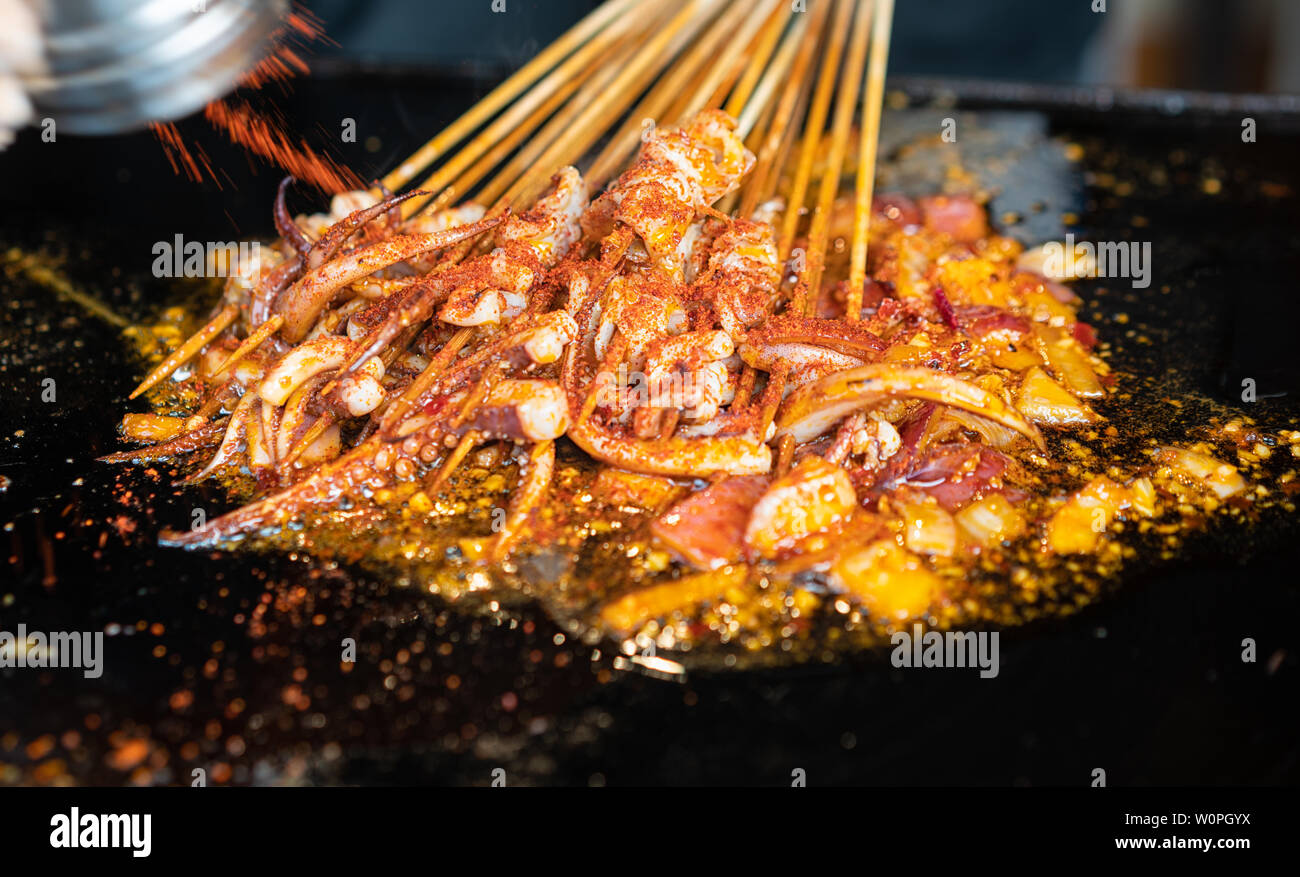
[301,0,1300,93]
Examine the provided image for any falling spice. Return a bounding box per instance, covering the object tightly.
[150,121,220,188]
[149,3,358,194]
[204,99,362,194]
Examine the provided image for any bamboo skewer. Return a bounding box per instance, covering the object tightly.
[723,0,794,120]
[702,52,750,114]
[420,45,605,216]
[663,23,749,130]
[585,0,747,190]
[381,0,639,193]
[801,0,873,316]
[399,10,637,218]
[783,0,855,315]
[847,0,895,322]
[489,438,555,562]
[129,304,238,399]
[497,0,727,212]
[472,39,634,209]
[671,0,782,124]
[777,0,850,262]
[452,360,505,429]
[734,3,813,142]
[280,322,421,468]
[473,0,678,210]
[213,314,282,378]
[379,327,474,436]
[714,83,778,217]
[755,367,789,443]
[775,432,796,476]
[427,429,481,494]
[737,3,823,217]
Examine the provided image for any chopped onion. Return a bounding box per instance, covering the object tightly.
[1033,323,1104,399]
[898,499,958,557]
[832,539,939,621]
[955,494,1026,547]
[1155,446,1247,499]
[1016,367,1098,425]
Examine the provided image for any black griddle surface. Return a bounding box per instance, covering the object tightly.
[1,73,1297,785]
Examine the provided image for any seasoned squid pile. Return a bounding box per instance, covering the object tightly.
[107,109,1258,644]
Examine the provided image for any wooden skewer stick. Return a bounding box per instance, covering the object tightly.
[402,1,656,219]
[281,322,422,469]
[381,0,639,193]
[724,0,795,120]
[780,0,852,317]
[846,0,895,322]
[801,0,873,316]
[497,0,726,214]
[586,0,745,191]
[755,367,789,445]
[703,50,753,115]
[212,314,282,378]
[656,408,680,441]
[774,432,796,477]
[490,439,555,563]
[714,80,779,217]
[672,0,782,123]
[279,408,334,471]
[452,360,506,429]
[730,363,759,409]
[722,7,828,413]
[129,304,238,399]
[399,18,630,219]
[762,75,814,210]
[379,327,474,435]
[736,2,821,216]
[734,3,813,141]
[764,0,837,261]
[427,429,481,494]
[421,43,609,216]
[472,8,662,211]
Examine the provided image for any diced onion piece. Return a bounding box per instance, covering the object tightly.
[1034,324,1105,399]
[1019,288,1078,326]
[934,257,1011,307]
[1017,241,1096,281]
[1155,446,1247,498]
[955,494,1026,547]
[743,456,856,559]
[941,408,1022,452]
[832,539,939,621]
[1016,366,1098,425]
[987,344,1043,371]
[898,499,958,557]
[1046,475,1130,554]
[1129,476,1157,517]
